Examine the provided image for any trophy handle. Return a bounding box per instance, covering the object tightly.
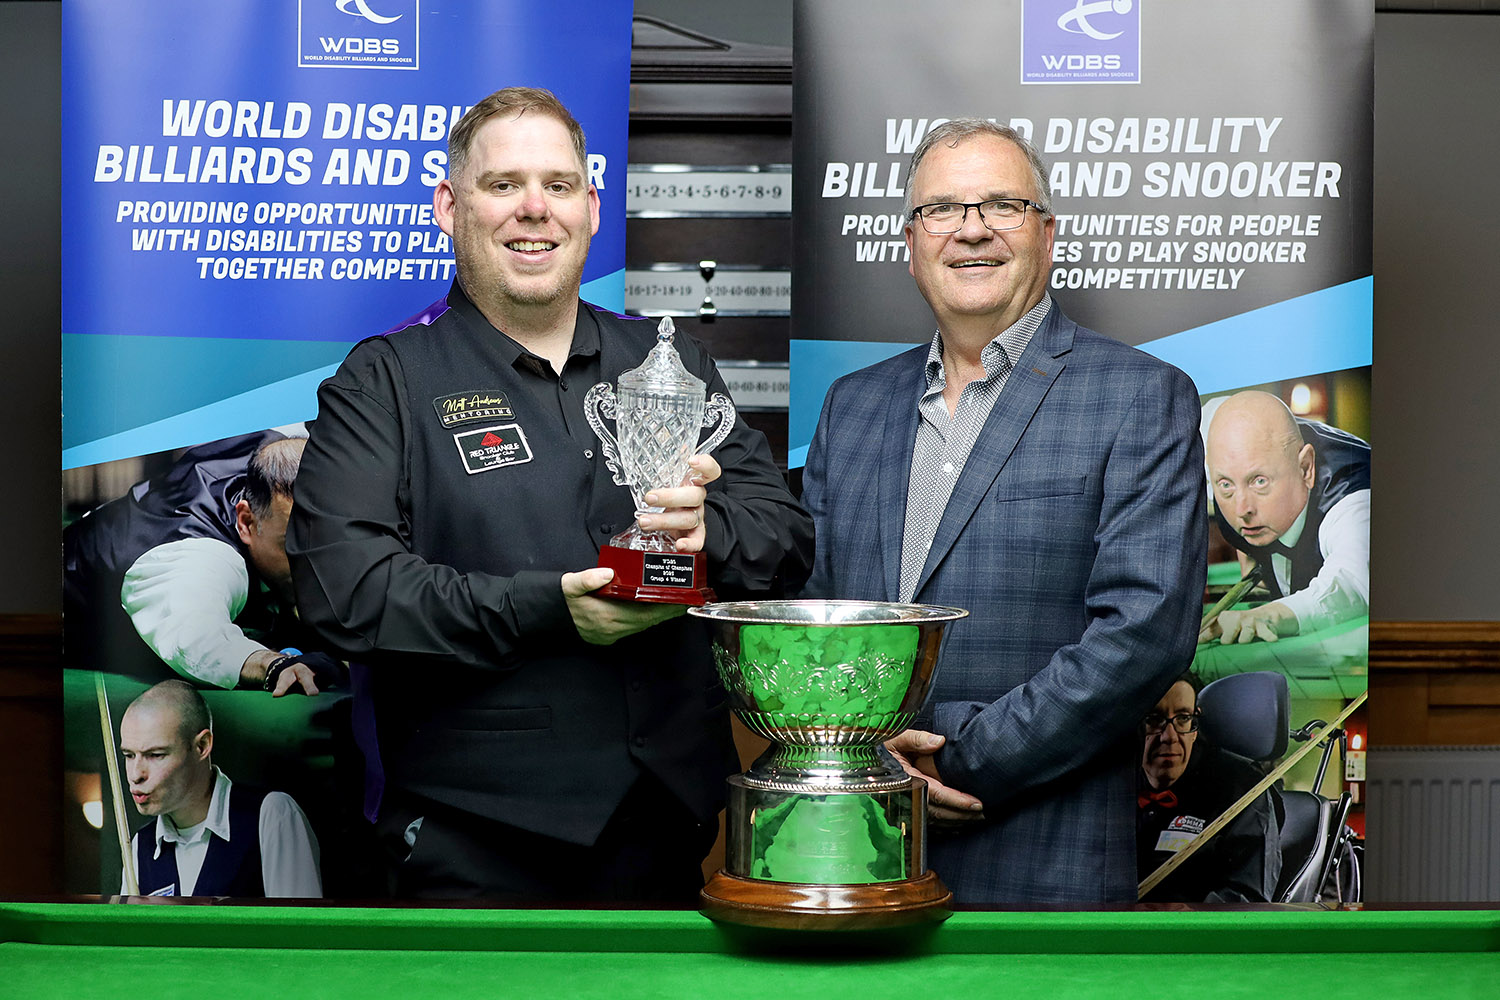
[698,392,737,458]
[583,383,630,488]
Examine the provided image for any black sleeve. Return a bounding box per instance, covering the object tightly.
[286,340,573,669]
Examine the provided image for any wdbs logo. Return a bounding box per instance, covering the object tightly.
[1022,0,1140,85]
[299,0,419,71]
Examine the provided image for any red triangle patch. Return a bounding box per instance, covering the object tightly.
[480,432,503,446]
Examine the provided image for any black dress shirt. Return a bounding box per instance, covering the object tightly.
[288,282,813,844]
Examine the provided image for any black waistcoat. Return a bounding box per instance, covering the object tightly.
[134,783,268,897]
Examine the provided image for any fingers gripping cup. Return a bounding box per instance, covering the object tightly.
[688,599,969,929]
[583,316,735,604]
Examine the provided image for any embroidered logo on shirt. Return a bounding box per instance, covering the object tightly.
[453,423,534,475]
[434,390,514,427]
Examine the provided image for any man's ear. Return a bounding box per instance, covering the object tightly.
[192,728,213,761]
[434,178,457,238]
[234,499,256,545]
[1298,443,1316,489]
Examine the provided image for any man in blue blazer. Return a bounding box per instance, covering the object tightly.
[801,119,1206,903]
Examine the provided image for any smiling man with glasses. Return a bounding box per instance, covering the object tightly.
[801,118,1207,903]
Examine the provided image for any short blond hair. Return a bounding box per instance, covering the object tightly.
[447,87,586,185]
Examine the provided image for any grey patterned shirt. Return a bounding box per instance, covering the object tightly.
[898,295,1053,602]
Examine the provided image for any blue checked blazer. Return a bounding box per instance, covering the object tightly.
[801,305,1206,904]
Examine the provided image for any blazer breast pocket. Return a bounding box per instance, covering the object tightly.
[975,473,1096,553]
[986,473,1089,504]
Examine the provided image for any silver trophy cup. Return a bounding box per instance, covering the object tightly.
[688,599,969,928]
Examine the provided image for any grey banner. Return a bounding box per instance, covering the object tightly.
[792,0,1373,348]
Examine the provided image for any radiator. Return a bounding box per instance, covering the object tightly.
[1366,747,1500,902]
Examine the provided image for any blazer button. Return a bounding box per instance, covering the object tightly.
[632,736,647,748]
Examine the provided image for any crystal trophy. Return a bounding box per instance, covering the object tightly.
[582,317,735,604]
[687,599,969,929]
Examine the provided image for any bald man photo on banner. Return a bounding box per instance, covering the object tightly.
[1200,390,1370,646]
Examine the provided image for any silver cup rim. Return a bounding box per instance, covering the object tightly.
[687,598,969,626]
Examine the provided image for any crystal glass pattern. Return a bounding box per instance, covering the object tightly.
[584,317,735,552]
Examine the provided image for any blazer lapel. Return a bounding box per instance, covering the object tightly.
[878,350,927,602]
[912,308,1077,598]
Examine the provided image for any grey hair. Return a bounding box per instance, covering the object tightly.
[903,118,1053,221]
[244,437,305,520]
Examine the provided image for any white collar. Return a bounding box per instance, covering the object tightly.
[153,767,233,858]
[1277,499,1311,550]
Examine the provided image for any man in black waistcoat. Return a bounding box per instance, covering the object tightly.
[287,87,814,901]
[65,431,340,694]
[120,680,322,897]
[1200,390,1370,645]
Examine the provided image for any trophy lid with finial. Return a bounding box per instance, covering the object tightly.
[618,317,706,396]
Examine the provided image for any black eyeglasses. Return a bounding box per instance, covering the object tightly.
[1141,711,1200,735]
[909,198,1049,235]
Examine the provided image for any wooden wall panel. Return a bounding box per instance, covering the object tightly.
[0,614,62,895]
[1369,621,1500,748]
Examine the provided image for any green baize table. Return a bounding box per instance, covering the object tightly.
[3,901,1498,999]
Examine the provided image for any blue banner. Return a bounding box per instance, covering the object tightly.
[62,0,632,465]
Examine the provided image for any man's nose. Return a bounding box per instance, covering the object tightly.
[515,183,549,219]
[1234,492,1256,520]
[955,204,992,240]
[127,759,145,783]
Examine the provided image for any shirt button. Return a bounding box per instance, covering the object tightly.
[584,449,594,459]
[942,462,956,475]
[559,379,569,391]
[630,680,643,692]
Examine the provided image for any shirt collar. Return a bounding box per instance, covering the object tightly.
[153,767,232,858]
[1278,497,1311,549]
[446,280,599,376]
[923,294,1052,390]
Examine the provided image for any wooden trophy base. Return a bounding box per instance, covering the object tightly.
[700,870,953,931]
[596,544,714,605]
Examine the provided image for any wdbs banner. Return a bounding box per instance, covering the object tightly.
[794,0,1371,901]
[63,0,631,469]
[60,0,632,897]
[791,0,1371,464]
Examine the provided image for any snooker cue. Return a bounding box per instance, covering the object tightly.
[1200,565,1262,633]
[1139,690,1367,899]
[95,672,139,896]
